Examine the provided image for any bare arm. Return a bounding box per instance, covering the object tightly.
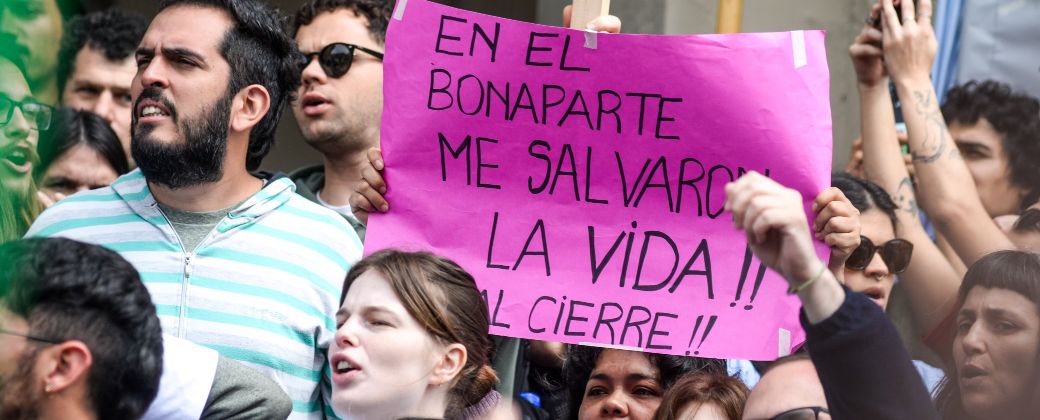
[881,0,1014,266]
[851,13,960,333]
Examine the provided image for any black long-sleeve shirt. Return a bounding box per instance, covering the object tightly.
[802,287,940,420]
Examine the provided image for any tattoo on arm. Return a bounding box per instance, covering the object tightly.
[909,90,951,164]
[895,176,920,219]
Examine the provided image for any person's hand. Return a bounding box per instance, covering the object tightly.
[850,3,886,88]
[846,137,866,178]
[725,172,824,287]
[348,147,388,226]
[36,190,67,208]
[880,0,937,84]
[562,5,621,33]
[845,132,915,179]
[813,187,861,278]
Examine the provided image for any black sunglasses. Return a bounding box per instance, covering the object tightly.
[0,93,54,131]
[769,406,830,420]
[845,236,913,274]
[296,42,384,78]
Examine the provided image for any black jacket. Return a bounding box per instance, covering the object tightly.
[804,288,940,420]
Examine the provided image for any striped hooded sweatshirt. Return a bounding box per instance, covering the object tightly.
[27,169,363,419]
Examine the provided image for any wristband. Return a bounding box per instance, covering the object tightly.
[787,263,827,295]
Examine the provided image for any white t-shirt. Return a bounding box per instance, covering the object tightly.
[316,189,360,223]
[141,334,219,420]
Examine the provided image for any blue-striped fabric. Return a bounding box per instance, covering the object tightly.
[27,170,363,420]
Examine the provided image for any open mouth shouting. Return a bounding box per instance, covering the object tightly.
[0,140,36,175]
[136,98,174,124]
[330,353,362,386]
[300,92,332,117]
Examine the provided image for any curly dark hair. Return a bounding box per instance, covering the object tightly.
[941,80,1040,210]
[159,0,302,171]
[57,9,148,98]
[560,346,726,419]
[0,238,163,420]
[290,0,395,43]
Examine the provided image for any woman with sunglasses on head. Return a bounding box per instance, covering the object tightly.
[330,249,506,420]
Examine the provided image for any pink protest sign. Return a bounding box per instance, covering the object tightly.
[365,0,833,360]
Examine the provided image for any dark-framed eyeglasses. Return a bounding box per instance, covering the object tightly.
[0,327,62,344]
[0,93,54,131]
[296,42,384,78]
[769,406,830,420]
[845,236,913,274]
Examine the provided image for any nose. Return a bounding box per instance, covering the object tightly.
[138,59,170,91]
[301,56,327,86]
[93,91,115,123]
[599,391,630,417]
[863,250,890,281]
[4,107,32,140]
[1,9,25,38]
[333,320,360,350]
[960,322,986,356]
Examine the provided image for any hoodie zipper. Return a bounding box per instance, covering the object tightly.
[156,208,192,338]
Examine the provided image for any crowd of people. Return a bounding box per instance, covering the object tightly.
[0,0,1037,419]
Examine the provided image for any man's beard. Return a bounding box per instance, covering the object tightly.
[131,88,233,189]
[0,349,44,420]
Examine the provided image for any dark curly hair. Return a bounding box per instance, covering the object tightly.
[832,172,898,230]
[57,9,148,98]
[291,0,395,43]
[0,238,163,420]
[560,346,726,419]
[159,0,302,171]
[941,80,1040,211]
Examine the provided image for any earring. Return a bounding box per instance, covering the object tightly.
[44,383,53,393]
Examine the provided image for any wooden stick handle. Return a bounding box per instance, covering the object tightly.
[715,0,743,33]
[569,0,611,29]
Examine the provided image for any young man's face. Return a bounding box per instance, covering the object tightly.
[63,45,136,163]
[951,118,1026,217]
[130,5,236,188]
[0,59,41,195]
[293,8,384,153]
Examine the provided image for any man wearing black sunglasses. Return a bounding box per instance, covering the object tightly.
[288,0,393,242]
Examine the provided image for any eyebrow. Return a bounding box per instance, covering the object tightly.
[959,307,1026,320]
[953,138,991,150]
[135,47,209,68]
[335,305,398,319]
[981,307,1025,320]
[589,372,658,383]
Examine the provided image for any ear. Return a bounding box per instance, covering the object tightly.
[40,340,93,394]
[230,84,271,134]
[429,343,467,387]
